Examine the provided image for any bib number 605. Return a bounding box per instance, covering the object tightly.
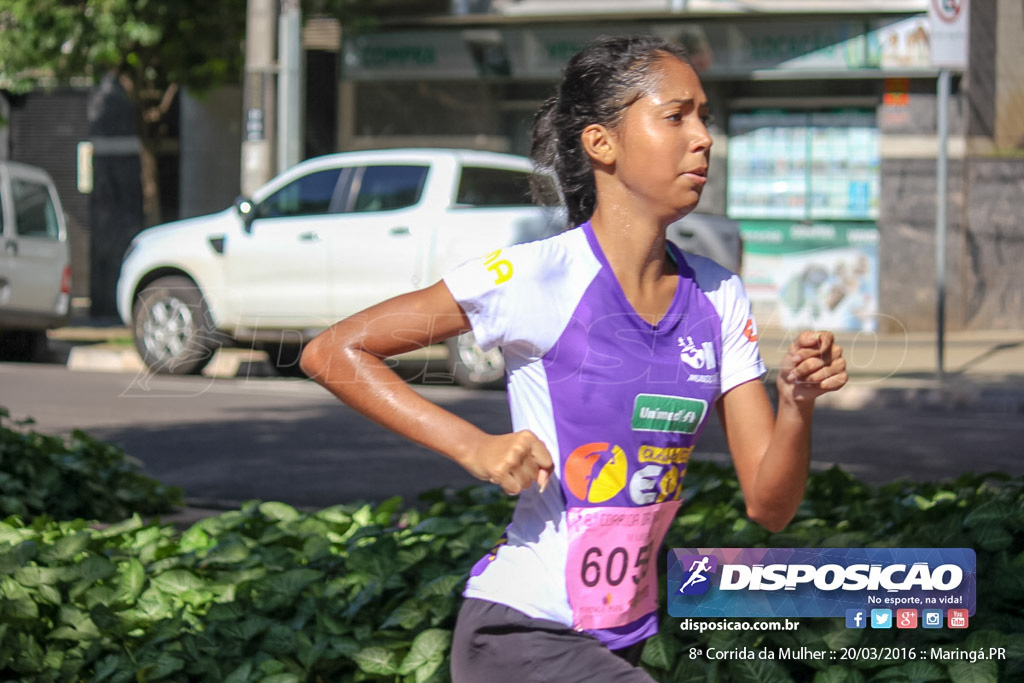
[580,543,652,588]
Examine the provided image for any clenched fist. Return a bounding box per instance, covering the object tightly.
[464,430,555,496]
[777,330,848,403]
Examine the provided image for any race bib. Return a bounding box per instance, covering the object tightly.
[566,500,681,631]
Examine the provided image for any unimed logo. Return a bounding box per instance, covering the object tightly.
[631,394,707,434]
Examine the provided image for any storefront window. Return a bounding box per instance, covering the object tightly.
[727,110,879,221]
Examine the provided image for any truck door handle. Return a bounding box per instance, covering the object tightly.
[298,231,320,242]
[389,226,411,236]
[4,240,16,257]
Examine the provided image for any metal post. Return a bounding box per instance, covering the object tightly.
[935,68,950,381]
[277,0,303,174]
[241,0,277,197]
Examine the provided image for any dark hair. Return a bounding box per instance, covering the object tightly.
[530,35,691,227]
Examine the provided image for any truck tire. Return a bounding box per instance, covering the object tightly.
[132,276,217,375]
[445,332,505,390]
[262,342,307,378]
[0,330,47,362]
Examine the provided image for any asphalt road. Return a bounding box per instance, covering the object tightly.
[3,362,1023,512]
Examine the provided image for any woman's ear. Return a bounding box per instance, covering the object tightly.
[581,123,616,166]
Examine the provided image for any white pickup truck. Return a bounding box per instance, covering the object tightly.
[116,148,565,387]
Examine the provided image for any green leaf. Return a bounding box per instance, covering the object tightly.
[150,569,208,594]
[223,661,253,683]
[117,558,146,604]
[968,522,1013,551]
[412,517,465,536]
[38,532,90,563]
[947,657,997,683]
[640,632,677,671]
[354,646,399,675]
[417,573,464,599]
[259,501,301,522]
[382,598,428,630]
[894,660,946,683]
[728,656,796,683]
[813,667,867,683]
[399,628,451,678]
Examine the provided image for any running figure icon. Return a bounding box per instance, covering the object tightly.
[679,557,712,594]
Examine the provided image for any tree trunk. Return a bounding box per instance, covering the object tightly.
[118,72,175,228]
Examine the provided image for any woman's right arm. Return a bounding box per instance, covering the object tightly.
[299,281,553,495]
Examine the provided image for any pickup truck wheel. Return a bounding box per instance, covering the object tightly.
[0,330,47,362]
[132,276,216,375]
[262,342,307,378]
[445,332,505,390]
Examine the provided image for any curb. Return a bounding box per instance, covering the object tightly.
[66,344,277,379]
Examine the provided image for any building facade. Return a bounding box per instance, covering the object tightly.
[4,0,1021,331]
[331,0,1023,333]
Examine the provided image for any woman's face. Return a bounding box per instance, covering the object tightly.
[609,56,712,222]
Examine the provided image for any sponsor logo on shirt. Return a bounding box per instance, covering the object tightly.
[677,335,716,370]
[564,441,687,505]
[637,445,693,466]
[483,249,513,285]
[631,394,707,434]
[677,336,720,385]
[743,317,758,343]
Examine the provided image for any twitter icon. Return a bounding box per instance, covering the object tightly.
[871,609,893,629]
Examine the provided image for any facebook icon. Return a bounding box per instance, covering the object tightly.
[846,609,867,629]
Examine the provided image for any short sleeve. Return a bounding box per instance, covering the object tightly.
[442,249,516,351]
[717,274,767,393]
[442,230,599,357]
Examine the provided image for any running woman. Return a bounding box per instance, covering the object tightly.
[300,34,848,683]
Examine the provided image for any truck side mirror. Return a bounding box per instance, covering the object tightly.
[235,196,256,233]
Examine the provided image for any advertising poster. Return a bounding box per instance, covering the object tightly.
[739,220,879,332]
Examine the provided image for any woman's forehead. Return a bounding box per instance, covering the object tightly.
[643,57,705,102]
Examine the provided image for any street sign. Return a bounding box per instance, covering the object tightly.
[929,0,970,69]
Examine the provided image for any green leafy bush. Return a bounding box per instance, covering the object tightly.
[0,488,512,682]
[0,451,1022,681]
[0,409,182,523]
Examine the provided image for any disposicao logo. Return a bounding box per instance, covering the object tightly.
[667,548,976,619]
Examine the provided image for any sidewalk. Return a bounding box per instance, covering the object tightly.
[49,321,1024,413]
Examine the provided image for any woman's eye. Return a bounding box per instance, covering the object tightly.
[700,114,715,127]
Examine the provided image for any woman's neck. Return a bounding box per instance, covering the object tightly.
[589,206,679,325]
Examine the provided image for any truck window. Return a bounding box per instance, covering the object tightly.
[456,167,537,207]
[351,165,429,213]
[11,179,61,239]
[256,168,344,219]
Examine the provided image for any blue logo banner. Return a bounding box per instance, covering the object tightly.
[667,548,976,618]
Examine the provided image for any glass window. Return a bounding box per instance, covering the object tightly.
[351,165,429,213]
[11,180,60,239]
[455,167,537,207]
[726,110,879,221]
[256,168,343,220]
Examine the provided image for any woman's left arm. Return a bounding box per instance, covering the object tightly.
[716,330,848,532]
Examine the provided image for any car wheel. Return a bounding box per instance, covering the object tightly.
[132,276,217,375]
[445,332,505,390]
[0,330,47,362]
[262,342,307,378]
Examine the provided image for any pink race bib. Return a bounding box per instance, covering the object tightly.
[565,500,680,631]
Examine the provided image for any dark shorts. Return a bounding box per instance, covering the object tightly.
[450,598,656,683]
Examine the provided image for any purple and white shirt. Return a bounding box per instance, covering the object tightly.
[443,222,765,649]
